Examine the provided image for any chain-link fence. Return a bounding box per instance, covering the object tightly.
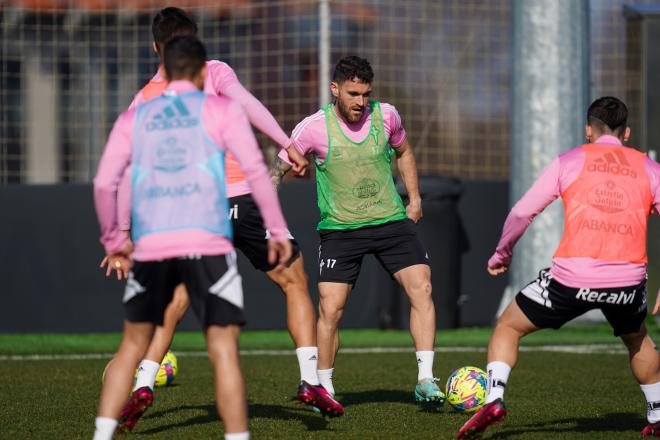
[0,0,658,183]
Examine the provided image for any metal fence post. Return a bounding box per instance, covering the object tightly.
[319,0,331,107]
[499,0,591,317]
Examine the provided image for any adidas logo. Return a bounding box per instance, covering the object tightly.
[587,150,637,178]
[146,98,198,131]
[309,355,318,361]
[417,358,422,363]
[648,401,660,411]
[492,379,506,389]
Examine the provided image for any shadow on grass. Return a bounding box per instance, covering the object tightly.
[339,389,448,414]
[139,401,329,435]
[139,403,216,435]
[488,412,645,439]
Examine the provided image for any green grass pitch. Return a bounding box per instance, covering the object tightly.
[1,325,657,439]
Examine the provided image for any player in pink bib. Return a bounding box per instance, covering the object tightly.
[102,7,342,433]
[458,97,660,439]
[93,36,291,440]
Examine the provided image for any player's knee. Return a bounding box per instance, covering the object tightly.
[279,273,307,295]
[621,327,647,352]
[272,265,308,296]
[494,317,531,338]
[163,305,187,326]
[121,322,154,355]
[291,268,309,290]
[120,334,151,359]
[206,325,240,358]
[171,286,190,311]
[319,302,343,324]
[172,296,190,317]
[207,340,239,364]
[406,279,432,303]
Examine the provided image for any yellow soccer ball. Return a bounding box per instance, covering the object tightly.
[154,350,178,387]
[445,366,488,413]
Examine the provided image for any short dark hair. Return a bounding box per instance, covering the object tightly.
[163,36,207,81]
[332,56,374,84]
[152,7,197,52]
[587,96,628,136]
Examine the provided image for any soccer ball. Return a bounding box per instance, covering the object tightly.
[445,366,487,413]
[154,350,178,387]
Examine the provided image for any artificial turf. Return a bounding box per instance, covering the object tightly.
[1,350,648,439]
[1,324,657,439]
[0,323,654,355]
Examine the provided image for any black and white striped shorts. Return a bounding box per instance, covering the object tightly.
[124,252,245,328]
[515,268,647,336]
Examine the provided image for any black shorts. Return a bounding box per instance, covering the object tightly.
[516,269,647,337]
[124,253,245,328]
[317,219,430,285]
[230,194,301,271]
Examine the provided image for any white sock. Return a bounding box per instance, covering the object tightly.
[486,361,511,404]
[93,417,118,440]
[133,359,160,391]
[225,432,249,440]
[295,347,320,385]
[318,368,335,397]
[641,381,660,423]
[416,351,435,381]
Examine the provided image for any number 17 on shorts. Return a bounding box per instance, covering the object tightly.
[320,258,337,275]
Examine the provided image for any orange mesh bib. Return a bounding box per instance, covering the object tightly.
[224,154,246,185]
[140,79,246,185]
[141,80,167,102]
[554,144,652,264]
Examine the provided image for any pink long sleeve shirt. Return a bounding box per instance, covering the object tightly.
[94,80,289,261]
[490,135,660,288]
[117,60,291,230]
[277,102,407,163]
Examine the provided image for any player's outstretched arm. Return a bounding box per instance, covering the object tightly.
[222,82,309,176]
[487,262,509,277]
[269,156,293,192]
[214,98,292,269]
[489,158,562,269]
[222,82,290,147]
[394,138,422,223]
[286,147,309,176]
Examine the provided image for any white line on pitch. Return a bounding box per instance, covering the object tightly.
[0,344,627,361]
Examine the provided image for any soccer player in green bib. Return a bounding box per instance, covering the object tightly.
[271,56,444,405]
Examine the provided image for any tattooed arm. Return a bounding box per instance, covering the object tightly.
[270,156,293,191]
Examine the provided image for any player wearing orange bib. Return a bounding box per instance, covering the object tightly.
[458,97,660,438]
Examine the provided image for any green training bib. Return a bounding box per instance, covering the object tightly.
[316,101,406,230]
